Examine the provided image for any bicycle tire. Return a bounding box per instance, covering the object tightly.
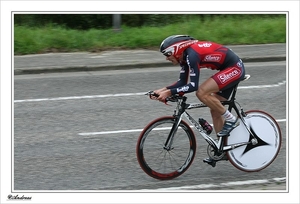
[226,110,282,172]
[136,116,196,180]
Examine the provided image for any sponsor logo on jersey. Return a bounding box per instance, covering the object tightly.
[177,86,189,93]
[198,42,212,48]
[186,55,196,76]
[179,40,198,50]
[186,55,191,67]
[189,68,196,76]
[204,54,222,62]
[218,68,241,84]
[237,60,243,68]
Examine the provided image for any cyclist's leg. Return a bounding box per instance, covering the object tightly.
[212,61,245,136]
[196,76,238,136]
[196,78,225,115]
[203,60,246,166]
[210,94,227,133]
[203,87,240,167]
[212,88,236,133]
[196,78,234,167]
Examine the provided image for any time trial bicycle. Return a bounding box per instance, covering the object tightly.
[136,75,282,180]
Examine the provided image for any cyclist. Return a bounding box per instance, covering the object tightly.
[150,35,245,163]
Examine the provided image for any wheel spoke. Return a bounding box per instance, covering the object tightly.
[136,117,196,180]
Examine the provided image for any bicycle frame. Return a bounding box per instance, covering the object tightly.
[166,84,258,155]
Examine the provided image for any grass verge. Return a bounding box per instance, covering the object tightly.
[14,15,286,55]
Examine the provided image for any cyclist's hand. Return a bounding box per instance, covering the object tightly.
[146,91,159,100]
[149,92,159,100]
[157,89,172,102]
[149,88,166,100]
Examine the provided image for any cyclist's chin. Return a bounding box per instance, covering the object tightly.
[170,59,179,65]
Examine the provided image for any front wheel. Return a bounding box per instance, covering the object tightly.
[136,116,196,180]
[226,110,282,172]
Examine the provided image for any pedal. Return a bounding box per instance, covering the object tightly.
[203,158,216,167]
[220,154,228,161]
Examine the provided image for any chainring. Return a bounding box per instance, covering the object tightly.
[207,144,226,161]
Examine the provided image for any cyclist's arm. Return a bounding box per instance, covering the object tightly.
[167,52,200,95]
[166,64,189,91]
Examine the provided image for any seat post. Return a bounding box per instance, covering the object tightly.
[228,84,239,102]
[223,74,250,114]
[228,74,250,102]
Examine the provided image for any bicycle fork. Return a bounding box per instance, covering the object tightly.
[163,114,184,151]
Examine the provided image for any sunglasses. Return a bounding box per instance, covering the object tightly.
[163,51,172,57]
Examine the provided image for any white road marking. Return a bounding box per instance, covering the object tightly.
[79,128,144,136]
[78,119,286,136]
[140,177,286,191]
[14,92,145,103]
[14,80,286,103]
[239,80,286,89]
[79,127,174,136]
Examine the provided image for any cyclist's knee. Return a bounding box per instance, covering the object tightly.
[196,88,216,103]
[196,87,208,102]
[196,79,220,102]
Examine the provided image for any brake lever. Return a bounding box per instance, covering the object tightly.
[145,91,159,98]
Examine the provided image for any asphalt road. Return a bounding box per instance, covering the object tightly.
[14,61,286,191]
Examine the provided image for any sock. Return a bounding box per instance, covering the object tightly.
[222,110,236,122]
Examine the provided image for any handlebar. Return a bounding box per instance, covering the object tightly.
[145,91,184,103]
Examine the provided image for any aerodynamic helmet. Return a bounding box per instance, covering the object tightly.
[159,35,198,59]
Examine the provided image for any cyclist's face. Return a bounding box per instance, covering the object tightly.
[166,55,179,65]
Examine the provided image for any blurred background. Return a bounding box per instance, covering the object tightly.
[14,14,286,55]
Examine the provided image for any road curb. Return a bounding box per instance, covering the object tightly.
[14,56,286,75]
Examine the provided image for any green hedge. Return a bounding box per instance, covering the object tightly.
[14,14,286,55]
[14,14,285,29]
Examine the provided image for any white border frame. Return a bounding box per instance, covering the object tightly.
[1,1,299,204]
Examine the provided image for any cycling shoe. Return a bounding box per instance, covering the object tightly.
[217,119,240,137]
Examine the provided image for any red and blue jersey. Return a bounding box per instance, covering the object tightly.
[167,41,244,95]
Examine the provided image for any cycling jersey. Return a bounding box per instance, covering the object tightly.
[166,41,245,99]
